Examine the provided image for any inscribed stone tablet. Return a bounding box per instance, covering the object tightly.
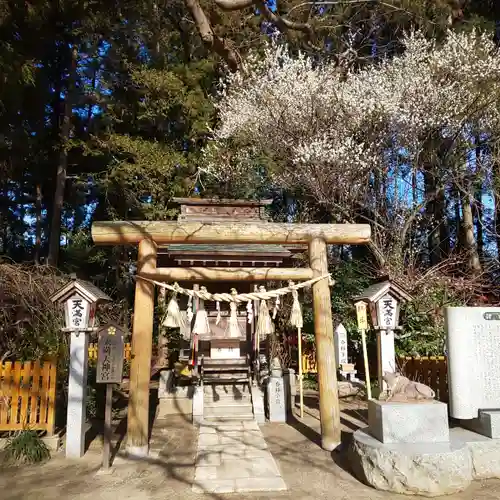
[446,307,500,419]
[268,377,286,422]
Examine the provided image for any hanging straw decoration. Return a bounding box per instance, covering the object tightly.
[163,283,185,329]
[216,301,221,325]
[256,286,274,339]
[289,280,304,418]
[289,281,303,329]
[192,286,211,335]
[225,288,242,338]
[187,295,193,324]
[272,295,280,320]
[246,300,253,324]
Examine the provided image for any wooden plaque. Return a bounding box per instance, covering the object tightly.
[96,323,125,384]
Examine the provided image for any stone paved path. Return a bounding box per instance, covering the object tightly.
[193,420,287,494]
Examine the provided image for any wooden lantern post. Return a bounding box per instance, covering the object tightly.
[126,238,157,457]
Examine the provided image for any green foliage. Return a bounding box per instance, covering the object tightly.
[330,259,374,341]
[4,430,50,464]
[398,280,463,356]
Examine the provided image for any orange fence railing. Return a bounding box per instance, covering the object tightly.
[0,360,57,434]
[302,353,449,402]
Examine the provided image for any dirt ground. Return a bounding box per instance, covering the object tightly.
[2,395,500,500]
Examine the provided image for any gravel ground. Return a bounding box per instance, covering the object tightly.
[1,397,500,500]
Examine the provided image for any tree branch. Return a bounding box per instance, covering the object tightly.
[184,0,241,71]
[215,0,256,11]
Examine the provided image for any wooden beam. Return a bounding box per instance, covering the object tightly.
[309,237,341,451]
[92,221,370,245]
[126,238,157,456]
[140,267,315,282]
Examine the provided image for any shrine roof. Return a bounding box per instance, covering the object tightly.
[158,244,291,256]
[172,197,273,206]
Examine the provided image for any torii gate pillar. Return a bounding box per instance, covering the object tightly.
[126,238,157,457]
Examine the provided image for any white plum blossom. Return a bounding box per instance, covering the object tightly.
[205,29,500,209]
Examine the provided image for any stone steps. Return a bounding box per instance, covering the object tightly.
[203,414,255,422]
[204,402,254,418]
[202,381,255,421]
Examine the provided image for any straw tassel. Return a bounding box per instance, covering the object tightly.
[187,295,193,324]
[246,300,253,324]
[272,295,280,320]
[256,286,274,339]
[288,281,303,329]
[162,284,185,329]
[192,286,211,335]
[216,301,221,325]
[225,288,242,338]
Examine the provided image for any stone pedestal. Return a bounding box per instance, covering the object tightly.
[157,370,194,418]
[251,385,265,424]
[368,400,449,444]
[267,376,286,423]
[66,331,89,458]
[283,369,295,415]
[192,386,204,425]
[461,410,500,439]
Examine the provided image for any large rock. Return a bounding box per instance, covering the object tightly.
[338,381,364,398]
[349,429,472,497]
[455,427,500,479]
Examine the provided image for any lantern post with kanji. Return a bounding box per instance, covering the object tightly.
[50,277,112,459]
[354,278,412,394]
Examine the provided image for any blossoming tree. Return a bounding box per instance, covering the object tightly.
[205,29,500,275]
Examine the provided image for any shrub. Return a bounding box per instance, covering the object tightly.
[4,429,50,464]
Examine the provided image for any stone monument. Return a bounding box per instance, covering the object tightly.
[350,307,500,497]
[446,307,500,436]
[334,323,358,382]
[268,358,286,422]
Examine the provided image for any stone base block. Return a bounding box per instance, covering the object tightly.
[368,400,449,444]
[251,385,265,424]
[157,397,193,418]
[461,410,500,439]
[192,386,204,425]
[349,429,472,497]
[454,427,500,479]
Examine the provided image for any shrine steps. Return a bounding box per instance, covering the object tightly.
[202,383,255,422]
[200,356,251,385]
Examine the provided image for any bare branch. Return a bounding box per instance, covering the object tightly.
[184,0,241,71]
[215,0,256,11]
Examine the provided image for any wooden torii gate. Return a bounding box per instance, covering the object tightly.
[92,219,371,455]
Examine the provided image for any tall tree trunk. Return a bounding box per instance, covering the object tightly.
[474,187,484,261]
[494,163,500,260]
[47,45,78,267]
[34,184,42,264]
[462,192,482,275]
[474,139,484,261]
[424,165,440,266]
